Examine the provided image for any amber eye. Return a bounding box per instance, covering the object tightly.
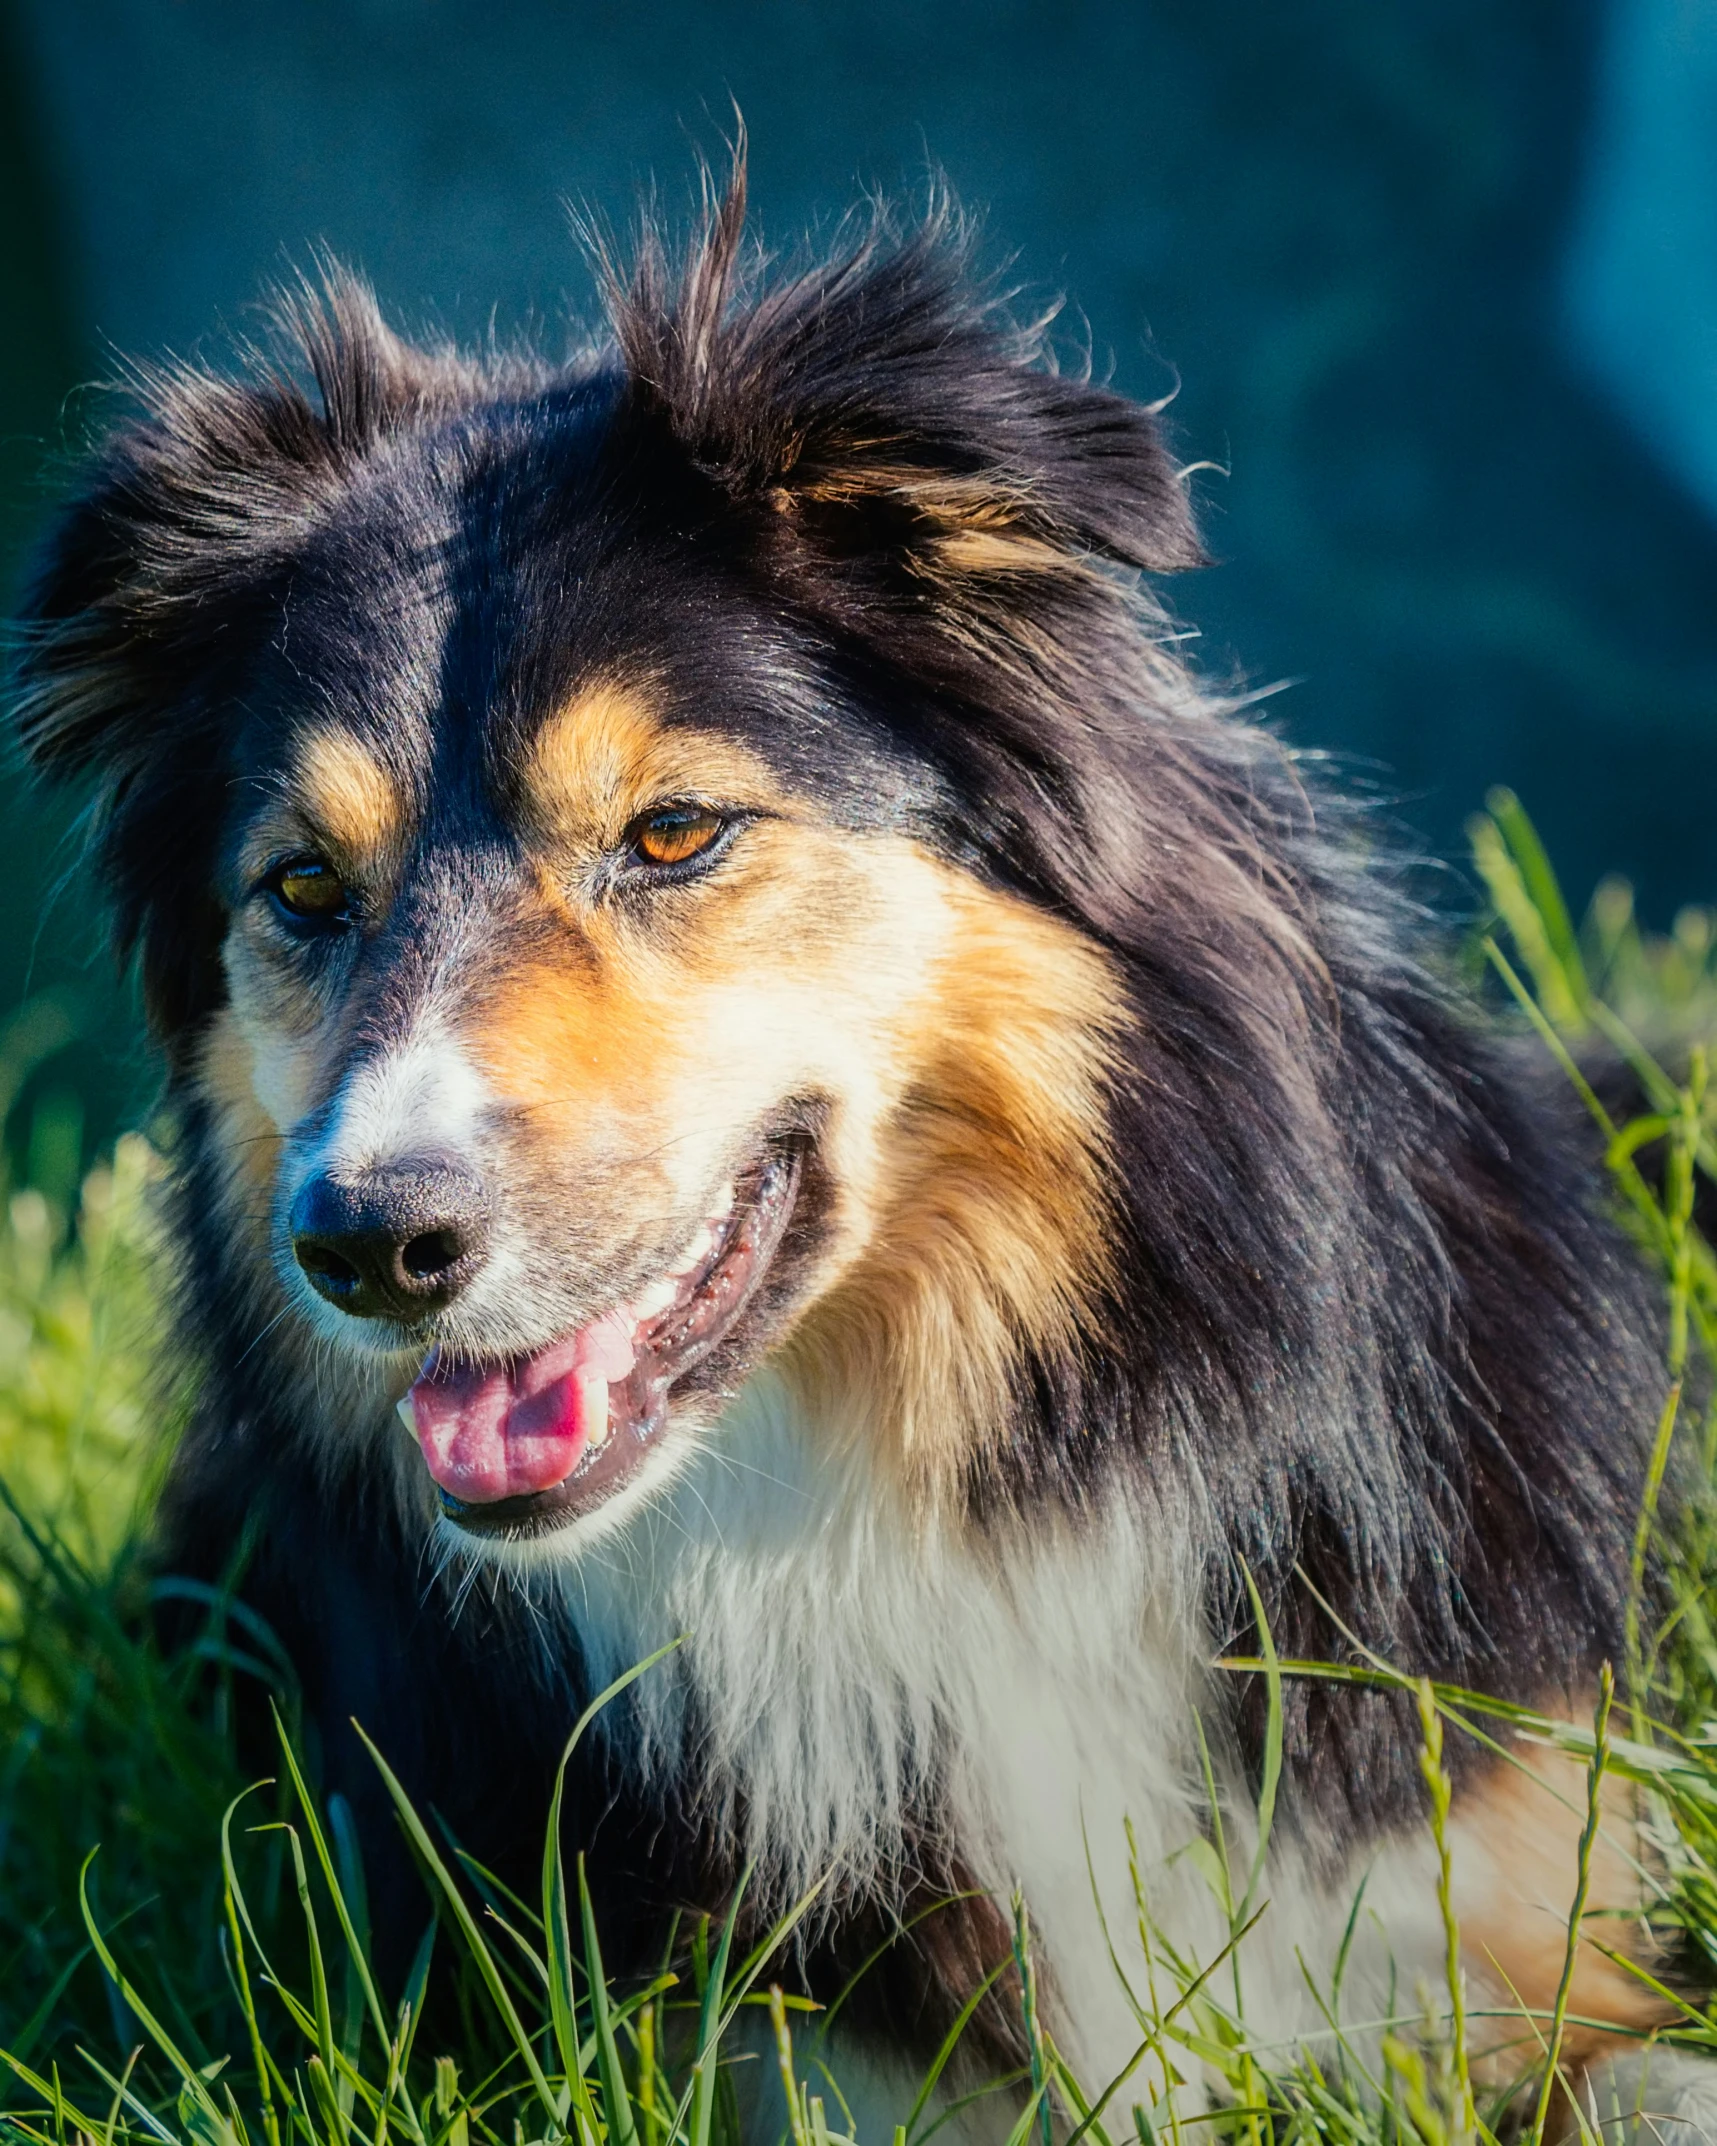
[267,855,352,926]
[629,806,728,871]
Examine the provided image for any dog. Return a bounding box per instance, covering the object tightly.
[10,165,1699,2132]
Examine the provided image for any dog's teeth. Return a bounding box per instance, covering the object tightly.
[711,1180,735,1219]
[582,1374,611,1449]
[671,1223,715,1276]
[631,1275,678,1322]
[395,1393,417,1436]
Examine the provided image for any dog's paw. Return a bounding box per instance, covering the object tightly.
[1579,2047,1717,2143]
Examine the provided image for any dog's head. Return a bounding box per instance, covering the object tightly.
[12,176,1225,1554]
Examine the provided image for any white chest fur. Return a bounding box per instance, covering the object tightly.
[543,1371,1445,2107]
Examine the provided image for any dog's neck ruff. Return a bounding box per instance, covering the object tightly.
[532,1368,1449,2095]
[558,1369,1208,1884]
[534,1372,1217,2063]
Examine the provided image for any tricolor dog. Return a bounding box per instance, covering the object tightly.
[11,168,1703,2134]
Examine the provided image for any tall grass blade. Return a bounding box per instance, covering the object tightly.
[218,1794,282,2146]
[1010,1894,1054,2146]
[541,1638,687,2093]
[1413,1678,1475,2146]
[579,1855,639,2146]
[768,1987,811,2146]
[327,1794,372,2060]
[268,1710,391,2065]
[902,1957,1011,2144]
[1529,1667,1615,2146]
[350,1723,561,2123]
[1236,1562,1282,1922]
[684,1869,750,2146]
[76,1848,228,2128]
[1473,790,1588,1026]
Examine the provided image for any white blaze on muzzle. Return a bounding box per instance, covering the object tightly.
[306,1022,494,1183]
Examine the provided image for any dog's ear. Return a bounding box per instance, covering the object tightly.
[10,275,452,1037]
[610,159,1204,589]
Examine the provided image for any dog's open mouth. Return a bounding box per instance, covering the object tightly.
[399,1144,803,1535]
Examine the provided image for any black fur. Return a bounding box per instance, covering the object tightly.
[8,169,1666,2058]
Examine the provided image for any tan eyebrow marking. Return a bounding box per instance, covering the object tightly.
[523,680,789,848]
[291,729,405,863]
[525,683,667,841]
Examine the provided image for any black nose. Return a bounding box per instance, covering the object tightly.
[290,1154,492,1320]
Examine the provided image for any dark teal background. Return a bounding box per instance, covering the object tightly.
[3,0,1715,1154]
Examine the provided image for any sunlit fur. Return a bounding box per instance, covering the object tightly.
[9,159,1694,2121]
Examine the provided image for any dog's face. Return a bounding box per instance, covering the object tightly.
[204,481,1114,1548]
[15,218,1204,1553]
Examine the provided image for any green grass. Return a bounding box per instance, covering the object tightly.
[2,799,1716,2146]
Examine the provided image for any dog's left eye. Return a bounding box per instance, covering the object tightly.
[628,806,728,871]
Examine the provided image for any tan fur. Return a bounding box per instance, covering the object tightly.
[927,526,1075,576]
[777,870,1119,1503]
[1452,1737,1672,2078]
[291,728,406,868]
[213,723,424,1155]
[793,460,1032,518]
[522,681,796,855]
[784,462,1083,582]
[197,1008,285,1225]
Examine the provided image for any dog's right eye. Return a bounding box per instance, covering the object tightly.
[264,855,353,929]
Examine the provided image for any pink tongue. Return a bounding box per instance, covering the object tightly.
[409,1310,638,1503]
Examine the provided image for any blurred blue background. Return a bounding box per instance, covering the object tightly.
[2,0,1715,1155]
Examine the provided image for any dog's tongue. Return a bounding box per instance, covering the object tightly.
[408,1311,638,1503]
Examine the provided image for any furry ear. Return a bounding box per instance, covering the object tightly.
[9,273,458,1035]
[16,271,457,780]
[609,155,1204,585]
